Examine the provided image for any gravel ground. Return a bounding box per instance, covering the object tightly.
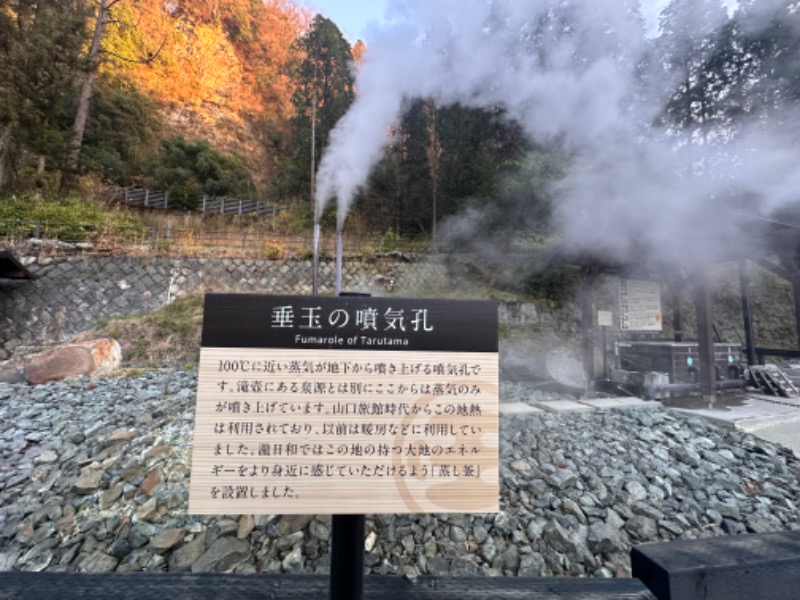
[0,370,798,577]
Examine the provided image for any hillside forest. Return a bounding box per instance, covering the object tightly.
[2,0,800,242]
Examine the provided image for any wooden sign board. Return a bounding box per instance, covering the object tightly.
[189,294,499,515]
[619,279,662,331]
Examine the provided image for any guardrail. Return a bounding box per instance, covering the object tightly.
[107,187,282,217]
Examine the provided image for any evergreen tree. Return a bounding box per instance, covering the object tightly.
[278,15,355,204]
[79,84,162,185]
[734,0,800,120]
[0,0,89,190]
[151,136,253,210]
[363,99,530,237]
[655,0,731,143]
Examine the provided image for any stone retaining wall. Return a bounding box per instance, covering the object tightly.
[1,253,795,362]
[0,255,439,358]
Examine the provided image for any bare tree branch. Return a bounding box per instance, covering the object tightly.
[102,35,166,64]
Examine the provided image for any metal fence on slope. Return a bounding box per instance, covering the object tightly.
[107,187,282,217]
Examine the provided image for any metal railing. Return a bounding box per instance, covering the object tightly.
[107,187,282,217]
[110,187,169,210]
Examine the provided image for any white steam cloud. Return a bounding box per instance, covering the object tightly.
[315,0,799,266]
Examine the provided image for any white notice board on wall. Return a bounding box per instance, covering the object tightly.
[619,279,662,331]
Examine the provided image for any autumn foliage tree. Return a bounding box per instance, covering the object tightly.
[102,0,308,196]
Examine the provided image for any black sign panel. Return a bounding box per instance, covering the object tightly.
[201,294,498,353]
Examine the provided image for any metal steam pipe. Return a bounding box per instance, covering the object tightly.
[335,230,343,295]
[312,223,321,295]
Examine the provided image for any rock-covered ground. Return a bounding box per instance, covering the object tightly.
[1,370,799,577]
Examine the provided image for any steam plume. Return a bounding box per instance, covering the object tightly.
[315,0,800,265]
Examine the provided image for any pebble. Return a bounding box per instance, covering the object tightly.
[0,372,798,577]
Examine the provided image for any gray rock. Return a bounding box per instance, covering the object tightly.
[35,451,59,465]
[274,531,303,551]
[587,523,624,554]
[624,481,648,503]
[108,538,134,559]
[427,556,450,576]
[130,523,157,548]
[518,552,547,576]
[526,520,544,541]
[275,515,314,537]
[2,368,800,580]
[77,551,120,572]
[450,557,480,576]
[710,501,742,521]
[496,545,521,573]
[308,519,329,541]
[282,546,304,573]
[169,535,206,572]
[669,446,701,467]
[479,536,496,562]
[625,516,657,541]
[206,519,238,548]
[473,523,489,544]
[0,551,21,571]
[542,521,577,554]
[546,469,578,490]
[191,537,250,573]
[19,549,54,572]
[605,509,625,532]
[237,515,255,540]
[73,467,105,494]
[150,528,185,553]
[746,512,782,534]
[492,512,516,535]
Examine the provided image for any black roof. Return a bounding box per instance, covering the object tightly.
[0,249,35,280]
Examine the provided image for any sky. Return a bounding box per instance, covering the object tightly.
[305,0,740,41]
[305,0,390,41]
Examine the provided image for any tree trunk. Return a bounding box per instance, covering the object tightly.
[62,0,109,190]
[424,101,441,246]
[0,123,13,191]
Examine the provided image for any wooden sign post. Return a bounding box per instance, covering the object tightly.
[598,310,613,379]
[188,294,499,593]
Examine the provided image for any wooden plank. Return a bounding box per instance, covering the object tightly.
[751,368,777,395]
[0,573,656,600]
[631,531,800,600]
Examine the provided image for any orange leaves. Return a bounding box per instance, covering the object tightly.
[352,39,366,66]
[103,0,306,122]
[98,0,313,195]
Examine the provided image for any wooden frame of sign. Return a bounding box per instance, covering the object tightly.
[189,294,499,515]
